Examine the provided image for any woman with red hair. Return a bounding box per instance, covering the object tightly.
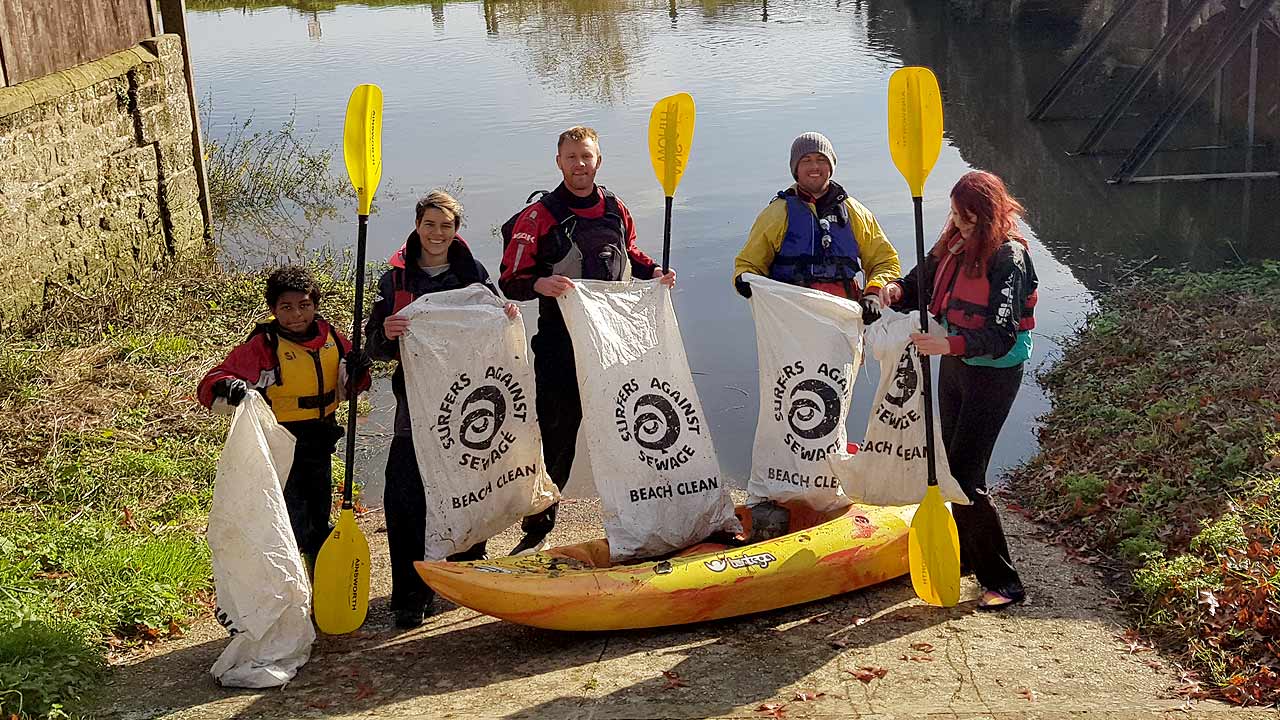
[882,170,1039,611]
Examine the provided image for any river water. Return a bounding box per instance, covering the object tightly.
[186,0,1279,501]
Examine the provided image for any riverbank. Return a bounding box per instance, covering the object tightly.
[0,256,358,718]
[1004,261,1280,705]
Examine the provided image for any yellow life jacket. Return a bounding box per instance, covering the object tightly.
[265,325,342,422]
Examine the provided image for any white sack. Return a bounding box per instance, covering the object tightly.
[743,274,859,512]
[559,280,741,561]
[832,309,970,506]
[208,392,314,688]
[399,284,559,560]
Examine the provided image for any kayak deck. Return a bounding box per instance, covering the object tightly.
[415,501,914,631]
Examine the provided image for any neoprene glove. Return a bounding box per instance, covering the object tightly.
[344,350,373,396]
[859,295,883,325]
[734,275,752,299]
[214,378,248,406]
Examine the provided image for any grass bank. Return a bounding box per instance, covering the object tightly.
[1005,261,1280,706]
[0,257,359,718]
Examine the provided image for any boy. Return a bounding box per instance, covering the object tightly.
[198,266,371,570]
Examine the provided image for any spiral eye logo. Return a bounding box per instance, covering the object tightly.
[632,393,681,452]
[883,351,919,408]
[787,378,841,440]
[459,385,507,450]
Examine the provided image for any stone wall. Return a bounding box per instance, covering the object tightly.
[0,34,206,333]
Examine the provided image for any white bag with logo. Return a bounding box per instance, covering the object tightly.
[207,392,314,688]
[559,280,741,561]
[399,285,559,560]
[744,274,859,513]
[832,309,969,506]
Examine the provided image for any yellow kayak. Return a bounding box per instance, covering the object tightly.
[415,501,914,631]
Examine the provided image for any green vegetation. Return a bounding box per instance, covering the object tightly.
[1006,261,1280,705]
[202,107,351,256]
[0,257,362,719]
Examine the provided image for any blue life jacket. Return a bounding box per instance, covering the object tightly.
[767,191,861,289]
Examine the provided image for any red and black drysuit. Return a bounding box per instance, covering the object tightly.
[498,183,658,537]
[364,232,496,614]
[890,238,1039,600]
[198,317,370,557]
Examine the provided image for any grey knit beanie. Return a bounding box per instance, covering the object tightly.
[790,132,837,179]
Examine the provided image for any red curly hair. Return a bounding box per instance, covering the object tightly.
[933,171,1026,277]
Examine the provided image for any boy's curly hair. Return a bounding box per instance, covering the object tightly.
[265,266,321,307]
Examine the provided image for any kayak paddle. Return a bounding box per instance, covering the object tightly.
[314,83,382,634]
[887,67,959,608]
[646,92,696,272]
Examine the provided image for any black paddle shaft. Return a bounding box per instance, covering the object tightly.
[913,196,940,489]
[342,214,369,509]
[661,195,673,272]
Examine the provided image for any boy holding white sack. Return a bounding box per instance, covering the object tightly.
[365,190,558,629]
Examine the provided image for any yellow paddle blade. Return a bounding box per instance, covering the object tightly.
[908,485,961,607]
[343,84,383,216]
[887,67,944,198]
[313,507,371,634]
[647,92,696,197]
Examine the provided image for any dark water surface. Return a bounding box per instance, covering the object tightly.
[187,0,1279,501]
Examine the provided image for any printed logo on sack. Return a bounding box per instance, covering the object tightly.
[435,367,540,510]
[703,552,778,573]
[614,378,723,503]
[614,377,705,471]
[434,366,530,469]
[882,351,918,408]
[770,360,847,462]
[864,349,926,461]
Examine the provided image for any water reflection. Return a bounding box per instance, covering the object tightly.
[867,0,1280,287]
[479,0,645,104]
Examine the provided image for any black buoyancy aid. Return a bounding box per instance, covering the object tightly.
[540,189,631,281]
[261,322,345,422]
[929,241,1037,332]
[768,190,862,292]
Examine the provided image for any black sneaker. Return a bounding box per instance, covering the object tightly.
[509,530,550,556]
[393,602,433,629]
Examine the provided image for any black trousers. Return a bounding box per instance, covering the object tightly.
[521,329,581,536]
[280,419,342,557]
[937,356,1025,598]
[384,433,488,611]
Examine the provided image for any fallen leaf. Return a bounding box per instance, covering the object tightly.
[306,699,333,709]
[1198,589,1220,616]
[662,670,688,690]
[1017,687,1036,701]
[354,681,375,700]
[793,689,824,701]
[829,639,851,649]
[909,642,935,653]
[900,654,934,662]
[755,702,787,718]
[1143,659,1163,671]
[851,616,871,626]
[167,620,184,638]
[846,666,888,683]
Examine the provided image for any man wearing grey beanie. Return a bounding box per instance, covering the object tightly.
[732,131,900,324]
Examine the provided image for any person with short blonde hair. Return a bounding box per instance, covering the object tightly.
[498,127,676,555]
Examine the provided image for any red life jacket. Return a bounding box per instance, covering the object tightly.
[929,241,1036,332]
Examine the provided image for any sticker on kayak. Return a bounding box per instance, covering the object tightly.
[703,552,778,573]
